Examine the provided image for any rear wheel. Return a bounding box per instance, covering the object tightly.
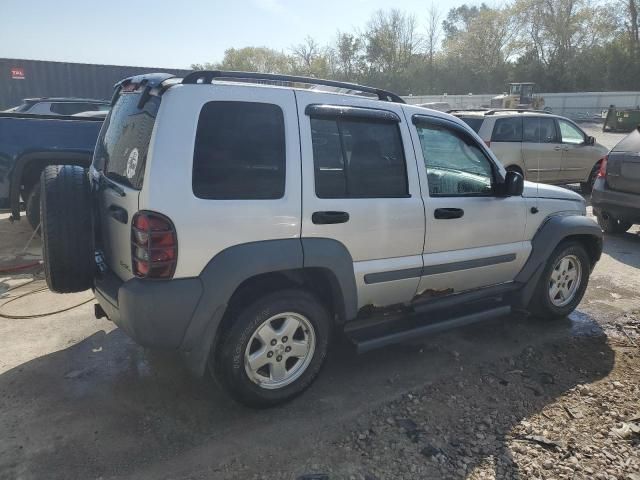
[506,165,524,177]
[596,211,632,234]
[580,163,599,194]
[25,185,41,231]
[41,165,94,293]
[528,241,591,320]
[212,289,331,408]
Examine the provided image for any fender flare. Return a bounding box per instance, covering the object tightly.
[9,151,93,220]
[180,238,358,377]
[515,214,603,307]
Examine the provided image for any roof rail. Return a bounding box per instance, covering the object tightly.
[485,108,552,115]
[181,70,406,104]
[446,108,490,114]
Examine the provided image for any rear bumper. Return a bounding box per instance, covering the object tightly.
[95,271,203,350]
[592,177,640,223]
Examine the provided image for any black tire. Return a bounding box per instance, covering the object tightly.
[595,211,632,234]
[41,165,94,293]
[528,241,591,320]
[212,289,332,408]
[25,185,41,232]
[580,164,599,194]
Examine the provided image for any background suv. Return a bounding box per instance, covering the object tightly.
[453,110,608,192]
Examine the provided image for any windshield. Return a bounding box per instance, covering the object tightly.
[92,92,160,189]
[459,117,484,133]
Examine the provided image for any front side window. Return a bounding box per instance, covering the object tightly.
[491,117,523,142]
[523,117,558,143]
[310,117,408,198]
[558,119,585,144]
[193,101,286,200]
[415,120,494,196]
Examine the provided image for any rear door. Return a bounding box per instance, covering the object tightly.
[93,89,160,280]
[607,130,640,194]
[521,116,562,183]
[297,91,425,309]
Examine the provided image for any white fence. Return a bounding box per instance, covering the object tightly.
[403,91,640,120]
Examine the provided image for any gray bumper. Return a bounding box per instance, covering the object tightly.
[592,177,640,222]
[95,272,203,350]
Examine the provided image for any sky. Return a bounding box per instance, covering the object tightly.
[0,0,472,69]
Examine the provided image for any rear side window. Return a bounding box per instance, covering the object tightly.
[310,117,408,198]
[193,102,285,200]
[94,92,160,189]
[459,117,483,133]
[492,117,523,142]
[523,117,558,143]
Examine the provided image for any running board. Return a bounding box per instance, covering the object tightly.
[347,305,512,353]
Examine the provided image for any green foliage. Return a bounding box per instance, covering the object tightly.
[194,1,639,94]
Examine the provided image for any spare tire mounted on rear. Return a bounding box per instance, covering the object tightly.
[40,165,95,293]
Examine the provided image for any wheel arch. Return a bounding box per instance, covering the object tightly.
[180,238,357,377]
[10,151,93,220]
[514,215,603,308]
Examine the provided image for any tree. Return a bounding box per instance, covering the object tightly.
[291,36,320,74]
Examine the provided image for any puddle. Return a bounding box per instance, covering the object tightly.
[568,310,604,337]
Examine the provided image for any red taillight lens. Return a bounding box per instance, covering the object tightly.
[597,156,608,178]
[131,211,177,279]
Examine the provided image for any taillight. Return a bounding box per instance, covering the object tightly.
[597,156,608,178]
[131,211,177,279]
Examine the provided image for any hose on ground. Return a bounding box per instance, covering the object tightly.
[0,280,93,319]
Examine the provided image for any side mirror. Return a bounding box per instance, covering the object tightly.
[502,170,524,196]
[586,135,595,145]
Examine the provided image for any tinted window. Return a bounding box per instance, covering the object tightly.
[415,121,493,196]
[492,117,523,142]
[459,117,483,133]
[558,119,585,144]
[523,117,558,143]
[94,92,160,189]
[311,117,408,198]
[193,102,285,200]
[50,102,97,115]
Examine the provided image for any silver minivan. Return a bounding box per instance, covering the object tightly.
[453,110,609,192]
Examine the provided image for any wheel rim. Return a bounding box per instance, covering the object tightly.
[548,254,582,307]
[244,312,316,390]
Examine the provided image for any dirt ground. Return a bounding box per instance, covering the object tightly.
[1,129,639,479]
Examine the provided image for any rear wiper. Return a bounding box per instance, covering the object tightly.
[98,171,126,197]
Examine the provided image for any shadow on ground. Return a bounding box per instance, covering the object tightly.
[0,309,614,480]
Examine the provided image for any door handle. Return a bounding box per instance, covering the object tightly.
[434,208,464,220]
[554,146,562,151]
[108,205,128,224]
[312,211,350,225]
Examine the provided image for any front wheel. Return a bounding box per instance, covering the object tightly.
[528,241,591,320]
[212,289,331,408]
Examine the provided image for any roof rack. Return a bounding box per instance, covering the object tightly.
[446,108,490,114]
[485,108,552,115]
[181,70,406,104]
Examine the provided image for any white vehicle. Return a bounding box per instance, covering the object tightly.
[451,109,609,192]
[39,72,602,407]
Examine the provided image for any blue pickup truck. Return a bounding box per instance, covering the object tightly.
[0,112,103,228]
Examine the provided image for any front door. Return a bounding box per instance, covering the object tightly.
[557,118,592,183]
[409,114,530,298]
[521,116,563,183]
[296,91,426,310]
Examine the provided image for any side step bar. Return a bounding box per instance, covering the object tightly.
[349,305,512,353]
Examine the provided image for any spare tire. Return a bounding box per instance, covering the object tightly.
[41,165,94,293]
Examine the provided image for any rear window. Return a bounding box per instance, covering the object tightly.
[50,102,97,115]
[192,101,286,200]
[93,92,160,189]
[458,117,483,133]
[612,128,640,152]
